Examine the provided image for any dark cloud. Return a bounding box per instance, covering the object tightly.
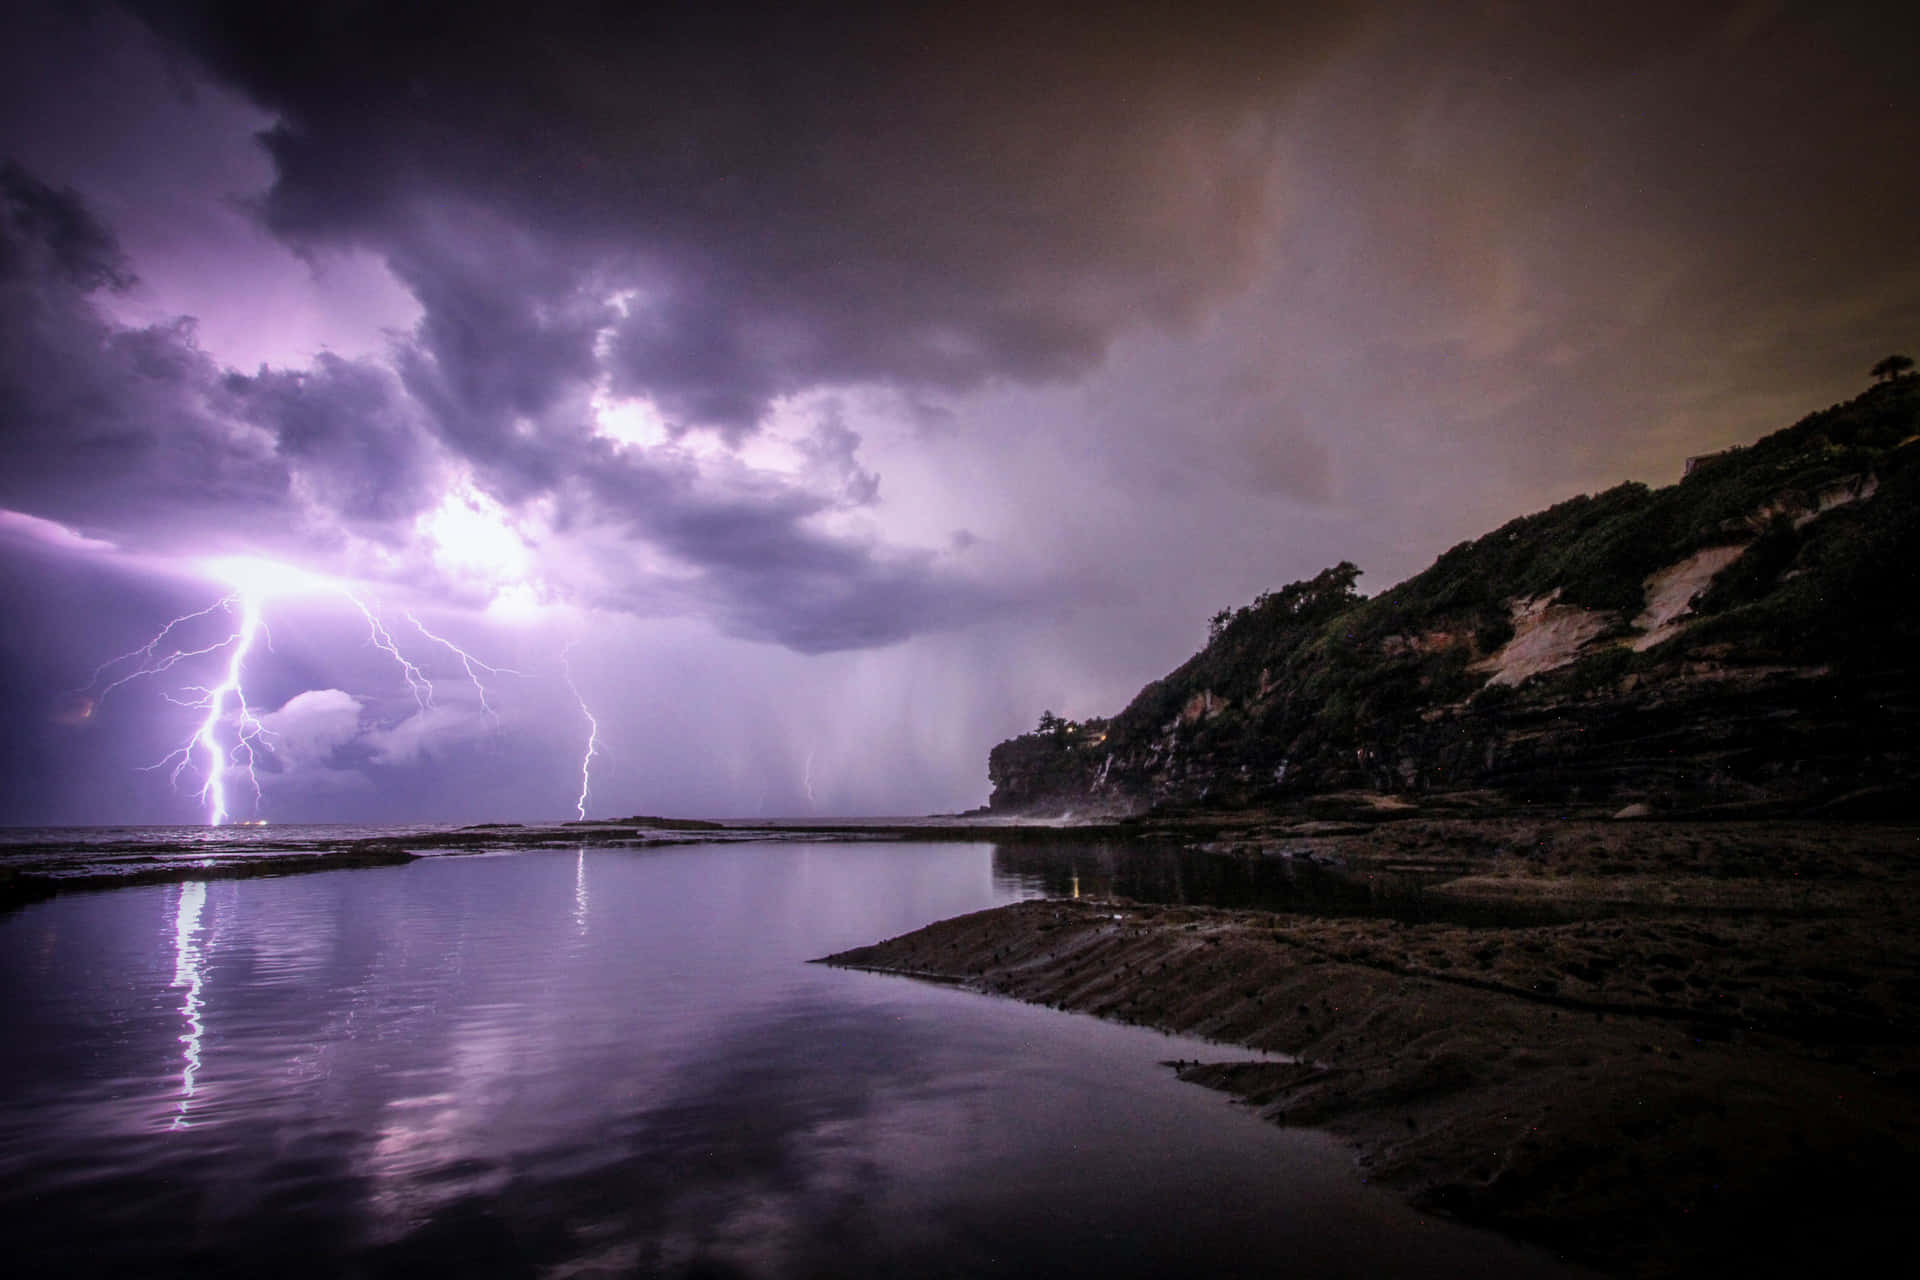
[1273,0,1920,494]
[0,164,290,540]
[384,219,612,493]
[227,354,441,527]
[126,0,1362,435]
[0,160,135,291]
[0,155,1020,652]
[572,442,1015,653]
[119,0,1920,511]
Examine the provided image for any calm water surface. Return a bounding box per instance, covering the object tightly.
[0,841,1576,1277]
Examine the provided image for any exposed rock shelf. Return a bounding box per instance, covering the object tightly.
[821,819,1920,1277]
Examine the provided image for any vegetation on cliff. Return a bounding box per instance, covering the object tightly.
[990,376,1920,815]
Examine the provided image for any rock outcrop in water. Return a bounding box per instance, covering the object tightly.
[989,379,1920,817]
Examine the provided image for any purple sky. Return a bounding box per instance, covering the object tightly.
[2,0,1916,824]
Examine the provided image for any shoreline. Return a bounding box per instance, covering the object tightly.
[820,819,1920,1277]
[7,812,1918,1272]
[0,839,421,909]
[8,797,1881,911]
[0,815,1150,910]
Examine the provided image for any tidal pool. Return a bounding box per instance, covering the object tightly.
[0,841,1578,1277]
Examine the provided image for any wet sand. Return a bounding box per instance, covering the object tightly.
[822,819,1920,1277]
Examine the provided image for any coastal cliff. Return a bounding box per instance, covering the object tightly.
[990,379,1920,816]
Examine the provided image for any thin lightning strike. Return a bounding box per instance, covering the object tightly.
[342,593,434,709]
[562,643,599,821]
[803,749,818,813]
[406,612,521,725]
[79,595,242,700]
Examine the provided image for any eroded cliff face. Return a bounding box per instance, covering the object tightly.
[989,381,1920,817]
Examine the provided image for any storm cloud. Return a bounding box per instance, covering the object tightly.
[0,153,1019,648]
[0,163,291,541]
[1,0,1915,821]
[128,1,1357,432]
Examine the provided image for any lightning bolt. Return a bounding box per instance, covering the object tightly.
[406,612,520,725]
[86,568,527,826]
[341,592,434,709]
[562,642,599,821]
[803,748,818,813]
[80,595,243,701]
[138,593,268,825]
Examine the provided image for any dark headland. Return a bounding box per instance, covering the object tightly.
[828,377,1920,1277]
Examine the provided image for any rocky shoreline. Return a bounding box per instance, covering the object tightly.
[0,838,422,908]
[822,818,1920,1277]
[0,814,1153,911]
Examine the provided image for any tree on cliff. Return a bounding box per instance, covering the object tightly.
[1872,353,1914,382]
[1207,561,1364,647]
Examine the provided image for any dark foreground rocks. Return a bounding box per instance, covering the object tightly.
[0,838,419,909]
[822,820,1920,1277]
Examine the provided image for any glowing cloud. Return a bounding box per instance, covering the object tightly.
[419,484,535,587]
[200,556,341,601]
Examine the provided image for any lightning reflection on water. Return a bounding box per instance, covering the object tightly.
[170,881,208,1129]
[574,848,588,936]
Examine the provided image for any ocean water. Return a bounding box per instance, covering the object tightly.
[0,837,1577,1278]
